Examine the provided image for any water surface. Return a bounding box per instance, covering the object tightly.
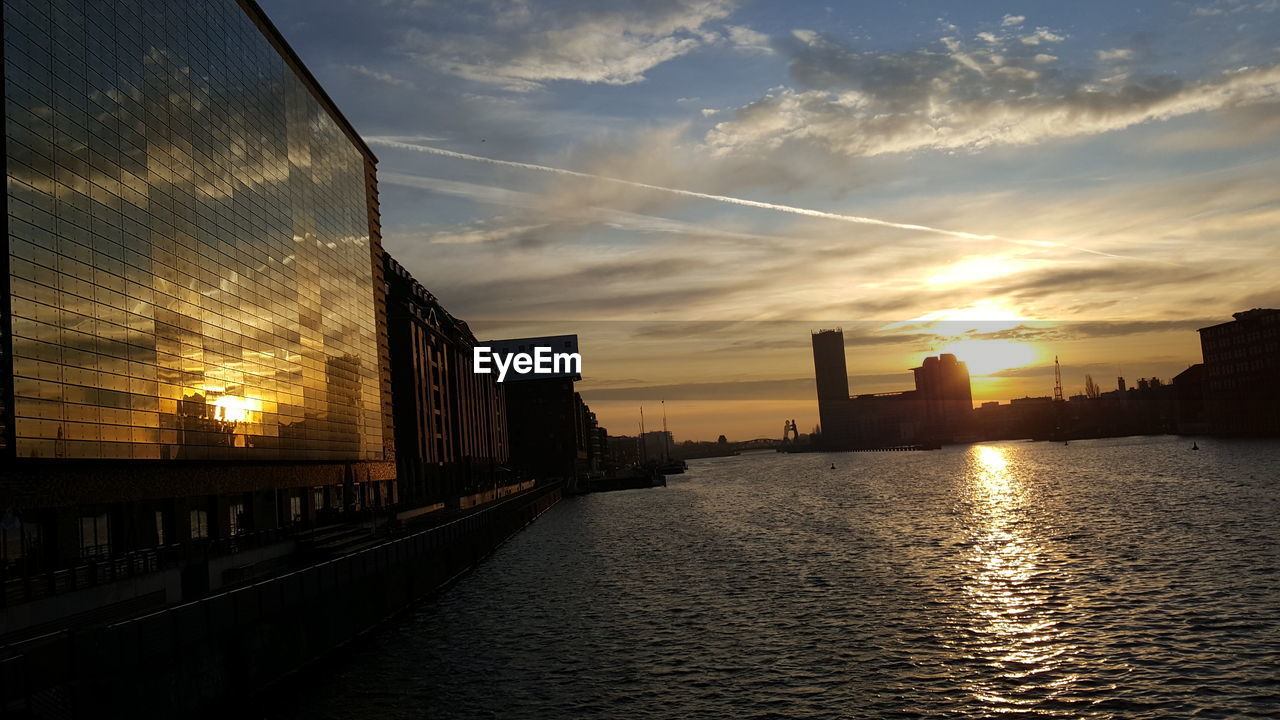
[269,436,1280,719]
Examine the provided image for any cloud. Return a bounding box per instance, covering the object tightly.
[1097,48,1134,61]
[1001,14,1026,26]
[580,374,916,401]
[1240,289,1280,307]
[1019,28,1065,45]
[725,24,773,53]
[1142,99,1280,151]
[962,319,1217,343]
[704,27,1280,159]
[989,265,1230,299]
[346,64,414,87]
[399,0,735,89]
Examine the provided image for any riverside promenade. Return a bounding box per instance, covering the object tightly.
[0,482,563,719]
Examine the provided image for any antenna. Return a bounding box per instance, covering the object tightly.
[1054,355,1064,402]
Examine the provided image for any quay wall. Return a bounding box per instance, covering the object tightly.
[0,483,563,719]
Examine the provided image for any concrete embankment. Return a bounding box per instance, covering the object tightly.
[0,482,562,719]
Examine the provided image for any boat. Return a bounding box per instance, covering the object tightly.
[656,400,686,475]
[658,459,687,475]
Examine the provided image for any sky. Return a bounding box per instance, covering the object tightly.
[260,0,1280,441]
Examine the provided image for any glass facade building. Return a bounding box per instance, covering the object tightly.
[3,0,386,462]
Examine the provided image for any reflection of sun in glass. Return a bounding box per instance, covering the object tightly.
[211,394,258,424]
[956,445,1076,711]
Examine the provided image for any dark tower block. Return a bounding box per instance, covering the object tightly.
[811,330,852,449]
[913,353,973,444]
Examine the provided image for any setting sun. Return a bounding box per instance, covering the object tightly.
[941,339,1039,376]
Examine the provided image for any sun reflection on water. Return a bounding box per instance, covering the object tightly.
[956,444,1077,712]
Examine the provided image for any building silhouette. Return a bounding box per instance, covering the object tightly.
[810,330,973,449]
[1198,308,1280,435]
[811,329,853,448]
[487,335,606,482]
[384,256,509,511]
[1173,364,1208,434]
[913,354,974,444]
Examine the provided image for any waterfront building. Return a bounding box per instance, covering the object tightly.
[811,329,853,449]
[847,391,921,448]
[2,0,393,609]
[574,392,607,473]
[606,435,643,466]
[810,330,973,449]
[639,429,675,463]
[489,335,590,481]
[1174,364,1208,434]
[383,256,508,511]
[912,354,974,443]
[1198,309,1280,436]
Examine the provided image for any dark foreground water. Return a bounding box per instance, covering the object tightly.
[267,436,1280,719]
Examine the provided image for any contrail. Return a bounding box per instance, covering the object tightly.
[368,137,1145,261]
[367,137,999,242]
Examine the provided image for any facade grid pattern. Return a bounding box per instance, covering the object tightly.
[4,0,384,461]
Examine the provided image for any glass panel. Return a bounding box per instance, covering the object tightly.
[4,0,384,460]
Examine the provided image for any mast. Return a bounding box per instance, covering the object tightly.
[661,400,670,462]
[639,406,647,464]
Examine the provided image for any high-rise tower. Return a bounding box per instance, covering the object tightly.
[811,329,852,448]
[913,353,974,443]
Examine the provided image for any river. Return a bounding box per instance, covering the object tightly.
[266,436,1280,719]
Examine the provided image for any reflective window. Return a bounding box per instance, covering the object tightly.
[229,502,246,537]
[79,512,110,558]
[189,508,208,539]
[5,0,384,461]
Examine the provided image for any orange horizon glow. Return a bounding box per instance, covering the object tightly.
[942,339,1041,377]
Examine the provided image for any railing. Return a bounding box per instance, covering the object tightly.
[0,522,301,609]
[1,480,543,609]
[2,550,163,609]
[0,481,564,719]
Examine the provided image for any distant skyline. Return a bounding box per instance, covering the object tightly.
[261,0,1280,439]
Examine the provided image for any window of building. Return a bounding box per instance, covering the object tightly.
[229,503,246,537]
[190,509,209,540]
[314,486,325,512]
[154,510,166,547]
[289,496,303,524]
[79,512,110,559]
[1,512,42,565]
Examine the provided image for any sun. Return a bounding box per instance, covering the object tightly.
[941,339,1039,376]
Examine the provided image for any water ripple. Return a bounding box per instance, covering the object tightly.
[268,437,1280,720]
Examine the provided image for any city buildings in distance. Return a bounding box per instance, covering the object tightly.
[811,329,973,450]
[810,309,1280,448]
